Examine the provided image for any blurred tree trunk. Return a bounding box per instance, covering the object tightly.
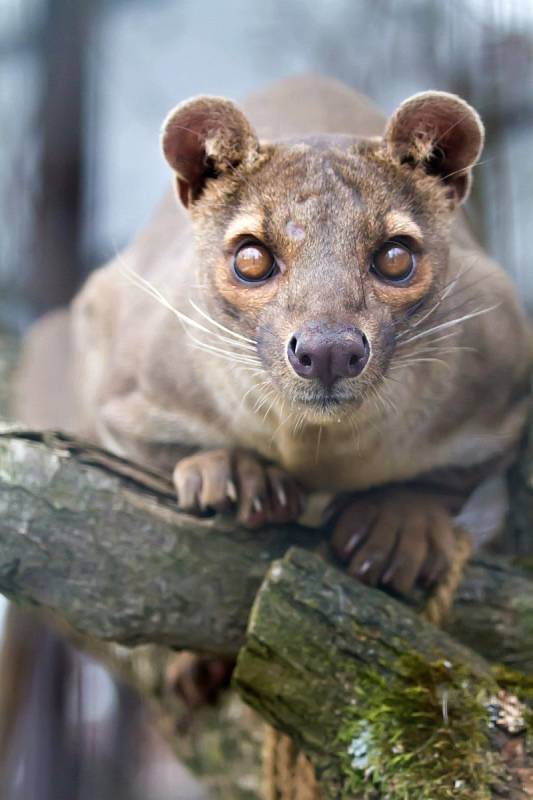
[30,0,95,314]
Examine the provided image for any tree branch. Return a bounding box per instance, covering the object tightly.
[0,428,531,674]
[0,428,321,655]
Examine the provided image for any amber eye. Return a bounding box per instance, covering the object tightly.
[233,241,276,283]
[371,241,415,283]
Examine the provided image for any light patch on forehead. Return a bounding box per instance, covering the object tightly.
[286,220,306,242]
[384,211,423,242]
[224,212,264,245]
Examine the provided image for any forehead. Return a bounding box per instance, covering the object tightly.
[234,138,423,244]
[225,136,429,256]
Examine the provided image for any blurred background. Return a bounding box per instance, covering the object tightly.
[1,0,533,331]
[0,0,532,798]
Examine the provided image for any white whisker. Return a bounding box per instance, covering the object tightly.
[262,393,279,423]
[188,334,260,362]
[397,260,483,343]
[398,339,476,358]
[398,331,459,349]
[253,387,277,415]
[188,298,257,347]
[271,398,291,440]
[189,340,260,365]
[347,414,361,452]
[409,345,475,356]
[396,304,499,347]
[121,266,263,369]
[403,277,459,334]
[122,267,217,337]
[292,411,307,436]
[315,425,323,463]
[390,356,451,370]
[240,378,271,408]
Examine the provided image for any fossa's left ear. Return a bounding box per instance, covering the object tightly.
[161,96,259,208]
[385,91,484,205]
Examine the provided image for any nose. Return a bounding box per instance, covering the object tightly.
[287,323,369,386]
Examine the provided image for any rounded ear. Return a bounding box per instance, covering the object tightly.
[384,91,484,205]
[161,96,259,208]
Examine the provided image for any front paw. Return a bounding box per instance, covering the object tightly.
[329,488,456,595]
[173,449,302,528]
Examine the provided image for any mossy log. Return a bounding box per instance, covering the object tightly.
[235,548,533,799]
[0,428,532,674]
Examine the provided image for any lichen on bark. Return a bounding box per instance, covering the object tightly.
[338,656,501,800]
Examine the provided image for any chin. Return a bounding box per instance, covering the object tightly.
[290,386,366,422]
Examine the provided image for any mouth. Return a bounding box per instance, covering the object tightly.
[291,383,365,416]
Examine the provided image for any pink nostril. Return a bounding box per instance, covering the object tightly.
[290,336,313,368]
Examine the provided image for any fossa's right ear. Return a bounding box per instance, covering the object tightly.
[161,96,259,208]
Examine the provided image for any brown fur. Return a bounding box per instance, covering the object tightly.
[18,75,532,594]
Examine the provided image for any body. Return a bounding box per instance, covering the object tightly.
[20,75,532,593]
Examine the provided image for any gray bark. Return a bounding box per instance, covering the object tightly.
[0,428,321,655]
[0,428,531,674]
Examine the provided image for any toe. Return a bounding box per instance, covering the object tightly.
[266,468,302,523]
[347,508,399,585]
[382,515,428,596]
[235,452,270,528]
[422,511,455,586]
[331,500,378,562]
[173,460,202,513]
[198,450,233,511]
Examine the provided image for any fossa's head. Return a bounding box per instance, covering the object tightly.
[162,90,483,420]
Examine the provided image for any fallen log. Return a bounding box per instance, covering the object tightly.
[235,547,533,799]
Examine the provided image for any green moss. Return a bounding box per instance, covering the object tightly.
[338,655,501,800]
[492,664,533,701]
